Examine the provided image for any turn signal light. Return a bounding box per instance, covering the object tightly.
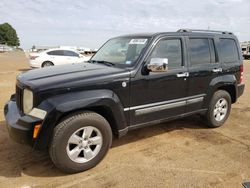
[29,55,39,60]
[33,124,41,139]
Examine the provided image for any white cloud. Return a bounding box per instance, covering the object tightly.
[0,0,249,48]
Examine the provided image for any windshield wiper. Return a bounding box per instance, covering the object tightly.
[90,60,115,67]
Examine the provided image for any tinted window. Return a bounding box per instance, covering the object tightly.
[219,39,239,63]
[63,50,79,57]
[209,39,216,63]
[150,39,182,69]
[189,38,211,66]
[47,50,64,56]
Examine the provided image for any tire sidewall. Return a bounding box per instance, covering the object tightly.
[208,90,231,127]
[42,61,53,67]
[50,112,112,173]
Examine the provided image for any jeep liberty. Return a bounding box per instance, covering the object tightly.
[4,29,245,173]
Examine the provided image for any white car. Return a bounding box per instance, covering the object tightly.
[29,49,89,68]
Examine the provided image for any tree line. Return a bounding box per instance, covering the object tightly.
[0,23,20,46]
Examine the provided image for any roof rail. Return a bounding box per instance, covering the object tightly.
[177,29,233,35]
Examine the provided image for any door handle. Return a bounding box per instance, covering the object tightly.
[212,68,222,73]
[176,72,189,78]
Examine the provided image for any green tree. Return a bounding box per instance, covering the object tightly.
[0,23,20,46]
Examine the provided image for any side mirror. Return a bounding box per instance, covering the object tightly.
[147,58,168,72]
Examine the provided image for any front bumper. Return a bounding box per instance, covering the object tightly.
[4,100,42,146]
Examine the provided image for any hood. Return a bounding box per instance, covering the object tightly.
[17,63,130,91]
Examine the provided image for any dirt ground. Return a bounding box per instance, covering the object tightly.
[0,51,249,188]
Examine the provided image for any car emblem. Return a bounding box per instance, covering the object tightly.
[122,81,127,88]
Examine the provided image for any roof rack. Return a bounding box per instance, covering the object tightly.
[177,29,233,35]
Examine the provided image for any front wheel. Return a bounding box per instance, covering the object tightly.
[49,111,112,173]
[205,90,231,128]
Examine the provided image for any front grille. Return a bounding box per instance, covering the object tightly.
[16,85,23,112]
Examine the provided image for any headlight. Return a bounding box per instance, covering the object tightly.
[23,89,33,114]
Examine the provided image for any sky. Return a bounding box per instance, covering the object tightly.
[0,0,250,49]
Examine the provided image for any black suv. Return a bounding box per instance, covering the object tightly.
[4,29,245,173]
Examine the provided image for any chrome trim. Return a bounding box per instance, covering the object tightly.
[124,108,130,112]
[187,97,204,105]
[176,72,189,78]
[129,109,207,130]
[123,94,205,112]
[135,101,186,115]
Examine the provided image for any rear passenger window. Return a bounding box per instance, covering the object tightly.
[189,38,214,66]
[219,39,239,63]
[47,50,64,56]
[63,50,79,57]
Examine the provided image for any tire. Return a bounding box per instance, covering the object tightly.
[205,90,231,128]
[42,61,54,67]
[49,111,112,173]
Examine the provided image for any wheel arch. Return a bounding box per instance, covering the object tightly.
[205,75,237,107]
[56,106,120,137]
[217,85,236,103]
[42,61,54,67]
[33,89,128,150]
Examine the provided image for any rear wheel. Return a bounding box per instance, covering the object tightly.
[49,111,112,173]
[42,61,54,67]
[205,90,231,128]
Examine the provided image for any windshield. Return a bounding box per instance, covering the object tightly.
[91,37,150,67]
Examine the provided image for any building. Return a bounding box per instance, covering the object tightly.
[241,41,250,59]
[0,44,13,52]
[30,45,97,55]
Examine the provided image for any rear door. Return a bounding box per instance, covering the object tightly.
[47,50,66,65]
[186,37,220,112]
[63,50,81,64]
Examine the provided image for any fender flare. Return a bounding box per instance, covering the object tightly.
[34,89,127,150]
[204,74,237,107]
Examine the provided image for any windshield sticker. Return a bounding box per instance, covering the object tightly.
[125,61,132,65]
[129,39,148,45]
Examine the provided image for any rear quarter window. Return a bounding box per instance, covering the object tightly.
[219,39,239,63]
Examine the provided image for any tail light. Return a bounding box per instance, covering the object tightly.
[240,65,244,84]
[29,55,39,60]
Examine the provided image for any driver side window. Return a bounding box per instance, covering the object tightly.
[149,39,183,70]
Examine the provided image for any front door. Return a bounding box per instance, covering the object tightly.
[129,37,189,126]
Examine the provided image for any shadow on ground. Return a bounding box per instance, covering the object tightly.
[18,68,31,72]
[0,115,207,178]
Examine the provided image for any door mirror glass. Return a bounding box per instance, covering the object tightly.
[147,58,168,72]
